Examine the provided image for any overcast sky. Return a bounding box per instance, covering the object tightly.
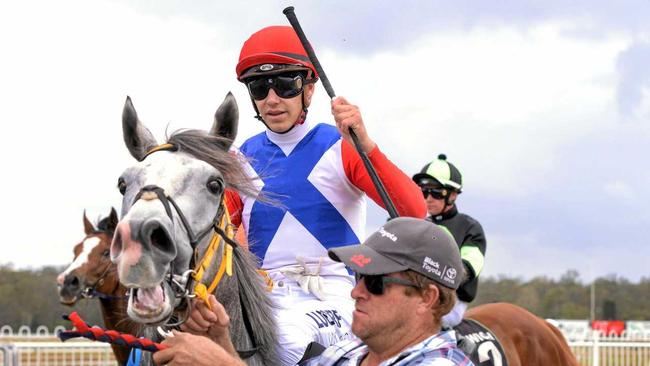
[1,0,649,283]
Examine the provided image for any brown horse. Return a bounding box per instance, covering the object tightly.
[57,208,134,365]
[465,302,579,366]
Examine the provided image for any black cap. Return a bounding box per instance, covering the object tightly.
[328,217,463,289]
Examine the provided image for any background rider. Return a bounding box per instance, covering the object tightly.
[412,154,486,328]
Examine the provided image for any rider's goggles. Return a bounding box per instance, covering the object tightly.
[246,74,306,101]
[421,187,448,200]
[355,273,420,296]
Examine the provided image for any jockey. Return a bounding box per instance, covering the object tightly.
[412,154,487,328]
[225,25,427,365]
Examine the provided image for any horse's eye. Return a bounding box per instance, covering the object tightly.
[117,178,127,195]
[207,179,223,195]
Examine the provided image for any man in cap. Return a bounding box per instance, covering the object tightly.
[316,217,474,365]
[413,154,486,327]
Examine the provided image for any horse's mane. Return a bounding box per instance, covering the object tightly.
[167,129,260,199]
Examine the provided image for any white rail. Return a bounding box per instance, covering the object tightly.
[0,342,115,366]
[567,333,650,366]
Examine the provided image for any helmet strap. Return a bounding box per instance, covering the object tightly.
[444,189,459,207]
[296,93,308,125]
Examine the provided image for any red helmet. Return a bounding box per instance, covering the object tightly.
[236,26,318,82]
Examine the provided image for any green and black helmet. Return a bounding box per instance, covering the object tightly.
[412,154,462,193]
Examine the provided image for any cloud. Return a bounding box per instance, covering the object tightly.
[101,0,650,55]
[616,41,650,120]
[303,22,628,196]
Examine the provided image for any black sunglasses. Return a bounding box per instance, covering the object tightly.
[246,74,305,101]
[421,187,448,200]
[355,273,420,296]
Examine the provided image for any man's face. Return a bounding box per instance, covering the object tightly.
[350,272,420,343]
[418,182,448,216]
[248,73,315,133]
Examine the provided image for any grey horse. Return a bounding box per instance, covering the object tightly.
[111,93,278,365]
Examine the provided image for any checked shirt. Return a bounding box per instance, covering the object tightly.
[309,330,474,366]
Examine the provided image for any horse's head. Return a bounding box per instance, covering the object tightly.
[57,208,119,305]
[111,93,247,324]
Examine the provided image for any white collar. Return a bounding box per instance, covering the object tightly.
[264,120,312,156]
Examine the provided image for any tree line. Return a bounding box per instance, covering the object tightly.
[1,265,649,331]
[472,270,650,320]
[0,265,103,331]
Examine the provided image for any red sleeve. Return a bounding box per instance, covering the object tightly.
[342,140,427,218]
[224,189,243,227]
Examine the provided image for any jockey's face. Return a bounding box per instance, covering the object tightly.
[252,75,314,133]
[418,182,457,216]
[419,184,445,216]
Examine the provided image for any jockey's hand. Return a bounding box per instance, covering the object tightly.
[180,295,235,354]
[153,330,245,366]
[331,96,376,154]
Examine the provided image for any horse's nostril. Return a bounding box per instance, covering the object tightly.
[64,275,80,289]
[151,226,172,253]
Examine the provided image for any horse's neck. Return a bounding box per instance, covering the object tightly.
[216,277,249,346]
[216,278,265,366]
[99,295,131,330]
[99,282,138,351]
[98,295,134,365]
[195,235,273,365]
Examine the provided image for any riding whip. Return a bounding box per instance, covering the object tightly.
[283,6,399,219]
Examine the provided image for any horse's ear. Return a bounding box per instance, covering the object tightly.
[83,210,95,235]
[210,92,238,150]
[122,96,158,161]
[107,207,119,232]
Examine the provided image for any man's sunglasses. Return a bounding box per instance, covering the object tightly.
[421,187,448,200]
[246,75,306,101]
[355,273,420,296]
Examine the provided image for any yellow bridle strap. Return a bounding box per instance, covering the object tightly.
[191,205,235,309]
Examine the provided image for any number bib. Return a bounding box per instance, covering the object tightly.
[453,319,508,366]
